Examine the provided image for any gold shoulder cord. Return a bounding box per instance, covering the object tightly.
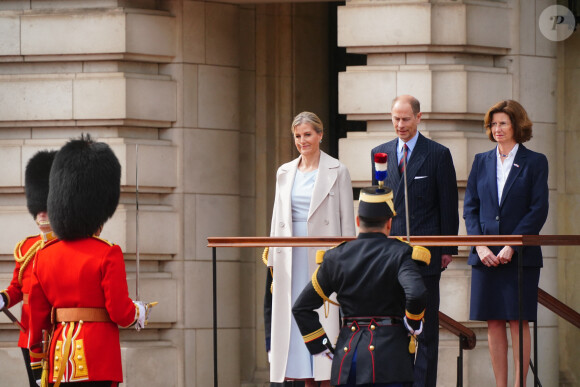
[14,239,44,286]
[262,247,274,293]
[311,267,339,317]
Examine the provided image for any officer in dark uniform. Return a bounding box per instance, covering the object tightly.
[292,186,428,387]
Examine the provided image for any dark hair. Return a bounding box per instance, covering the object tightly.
[392,95,421,116]
[484,100,533,143]
[358,215,389,230]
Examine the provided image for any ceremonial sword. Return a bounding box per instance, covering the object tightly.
[135,144,140,302]
[2,308,25,332]
[402,151,411,242]
[135,144,157,324]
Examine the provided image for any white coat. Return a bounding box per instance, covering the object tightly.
[267,150,355,382]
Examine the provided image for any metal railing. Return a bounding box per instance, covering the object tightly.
[207,235,580,387]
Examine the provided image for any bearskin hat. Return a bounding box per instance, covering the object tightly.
[25,150,57,218]
[48,134,121,240]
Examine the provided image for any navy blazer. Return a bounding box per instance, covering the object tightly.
[371,133,459,276]
[463,144,549,267]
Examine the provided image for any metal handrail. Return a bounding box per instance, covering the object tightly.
[538,288,580,328]
[207,235,580,387]
[439,311,476,350]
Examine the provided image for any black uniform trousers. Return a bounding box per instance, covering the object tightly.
[413,274,440,387]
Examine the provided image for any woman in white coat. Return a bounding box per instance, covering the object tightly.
[266,112,356,386]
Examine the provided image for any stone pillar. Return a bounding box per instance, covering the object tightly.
[337,1,558,385]
[557,28,580,386]
[0,2,179,386]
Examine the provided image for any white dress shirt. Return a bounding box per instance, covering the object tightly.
[496,143,519,204]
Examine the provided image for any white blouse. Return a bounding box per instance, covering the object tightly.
[496,143,519,204]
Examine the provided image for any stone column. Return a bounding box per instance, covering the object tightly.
[0,2,179,386]
[557,27,580,387]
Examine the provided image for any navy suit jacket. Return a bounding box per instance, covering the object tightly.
[463,144,549,267]
[371,133,459,276]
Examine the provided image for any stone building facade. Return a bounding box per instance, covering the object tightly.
[0,1,577,386]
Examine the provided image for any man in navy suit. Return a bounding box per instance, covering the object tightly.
[371,95,459,387]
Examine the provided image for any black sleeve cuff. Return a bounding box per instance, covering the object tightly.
[304,333,330,355]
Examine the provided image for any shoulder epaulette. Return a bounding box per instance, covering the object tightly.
[91,236,115,246]
[315,249,325,264]
[315,241,346,264]
[395,237,431,266]
[411,245,431,266]
[262,247,269,266]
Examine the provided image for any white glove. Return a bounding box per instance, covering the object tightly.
[0,295,5,311]
[404,316,423,336]
[314,349,333,360]
[134,301,146,331]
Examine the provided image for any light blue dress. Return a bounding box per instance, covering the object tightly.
[285,168,318,379]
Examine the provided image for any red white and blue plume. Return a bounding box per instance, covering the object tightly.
[374,152,388,188]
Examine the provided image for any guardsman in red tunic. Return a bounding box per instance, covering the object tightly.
[0,150,57,387]
[28,135,151,387]
[292,186,429,386]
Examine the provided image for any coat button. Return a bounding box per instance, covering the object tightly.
[496,216,500,221]
[279,222,285,228]
[79,365,84,370]
[370,324,376,330]
[324,219,329,225]
[77,344,82,350]
[330,191,335,196]
[369,345,375,351]
[351,326,356,332]
[344,347,349,352]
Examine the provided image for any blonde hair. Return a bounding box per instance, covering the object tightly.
[291,112,324,134]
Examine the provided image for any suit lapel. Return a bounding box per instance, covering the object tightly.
[485,149,500,208]
[383,140,401,202]
[500,145,526,208]
[308,151,338,220]
[278,157,300,225]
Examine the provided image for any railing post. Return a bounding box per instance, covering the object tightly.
[517,245,524,387]
[457,337,463,387]
[213,246,218,387]
[534,321,539,387]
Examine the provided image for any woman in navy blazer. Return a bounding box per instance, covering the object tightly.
[464,100,549,386]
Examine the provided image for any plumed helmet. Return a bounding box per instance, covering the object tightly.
[48,134,121,240]
[25,150,57,218]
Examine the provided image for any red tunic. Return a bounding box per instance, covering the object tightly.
[28,237,136,383]
[1,235,43,348]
